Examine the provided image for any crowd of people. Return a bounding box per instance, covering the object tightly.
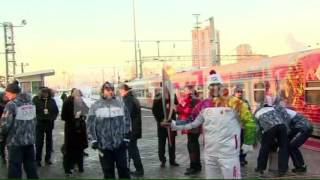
[0,69,313,179]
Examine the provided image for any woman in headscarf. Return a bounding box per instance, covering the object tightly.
[61,88,89,176]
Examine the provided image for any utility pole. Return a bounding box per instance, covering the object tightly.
[3,23,16,85]
[216,30,221,65]
[132,0,138,79]
[138,46,143,78]
[19,62,29,73]
[122,39,190,78]
[1,20,26,85]
[156,40,160,57]
[102,69,105,84]
[192,14,201,68]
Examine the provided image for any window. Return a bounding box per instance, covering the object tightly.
[253,82,265,103]
[305,81,320,105]
[20,82,31,94]
[31,81,41,95]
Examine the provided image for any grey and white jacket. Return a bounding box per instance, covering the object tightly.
[0,93,36,146]
[254,105,288,134]
[283,108,313,133]
[87,97,131,150]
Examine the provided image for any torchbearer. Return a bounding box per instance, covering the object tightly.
[172,70,257,179]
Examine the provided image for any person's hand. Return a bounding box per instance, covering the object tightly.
[171,120,183,131]
[91,141,99,150]
[160,119,170,127]
[183,124,193,131]
[123,138,130,148]
[75,111,81,119]
[242,144,253,154]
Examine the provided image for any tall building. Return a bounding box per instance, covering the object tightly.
[192,17,220,68]
[236,44,252,61]
[236,44,268,61]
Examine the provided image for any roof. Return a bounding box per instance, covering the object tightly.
[14,69,55,78]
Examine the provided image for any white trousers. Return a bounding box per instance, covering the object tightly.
[205,155,241,179]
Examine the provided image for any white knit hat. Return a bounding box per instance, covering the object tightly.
[207,73,223,86]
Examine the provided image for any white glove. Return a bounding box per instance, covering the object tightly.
[184,124,193,130]
[171,120,183,131]
[242,144,253,154]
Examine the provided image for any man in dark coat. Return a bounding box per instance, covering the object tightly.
[152,89,179,168]
[0,92,8,164]
[119,83,144,176]
[33,87,59,166]
[61,88,88,175]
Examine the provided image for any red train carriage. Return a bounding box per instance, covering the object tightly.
[129,49,320,150]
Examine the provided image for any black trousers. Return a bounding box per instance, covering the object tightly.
[63,149,84,173]
[36,125,53,162]
[157,125,176,163]
[7,145,38,179]
[239,129,247,163]
[0,141,6,164]
[288,129,312,168]
[99,145,130,179]
[257,124,289,172]
[128,138,144,172]
[187,133,201,170]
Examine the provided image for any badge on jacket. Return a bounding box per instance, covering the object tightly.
[44,108,49,115]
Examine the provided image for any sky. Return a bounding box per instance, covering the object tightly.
[0,0,319,88]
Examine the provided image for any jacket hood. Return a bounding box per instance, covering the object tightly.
[15,93,32,103]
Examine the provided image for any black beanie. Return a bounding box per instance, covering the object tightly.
[5,81,21,94]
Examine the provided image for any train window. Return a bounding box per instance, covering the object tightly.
[146,89,151,98]
[306,81,320,87]
[306,91,320,105]
[135,89,143,98]
[305,81,320,105]
[254,83,264,89]
[254,91,265,103]
[253,82,265,103]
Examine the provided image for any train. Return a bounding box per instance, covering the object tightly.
[126,49,320,144]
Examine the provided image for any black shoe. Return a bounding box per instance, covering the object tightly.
[292,165,307,173]
[45,160,53,165]
[65,171,72,177]
[278,171,287,177]
[160,161,166,168]
[37,162,42,167]
[184,168,201,175]
[170,162,179,167]
[240,160,248,166]
[130,170,144,176]
[254,168,264,174]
